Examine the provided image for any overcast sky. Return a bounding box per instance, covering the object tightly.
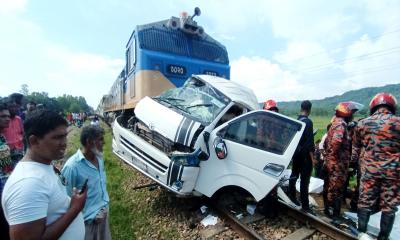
[0,0,399,107]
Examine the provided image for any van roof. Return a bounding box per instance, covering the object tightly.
[195,75,260,110]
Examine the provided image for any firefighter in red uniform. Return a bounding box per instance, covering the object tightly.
[353,93,399,240]
[323,101,361,219]
[263,99,279,112]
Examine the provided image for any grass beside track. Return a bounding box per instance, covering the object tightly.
[311,115,331,141]
[63,123,180,239]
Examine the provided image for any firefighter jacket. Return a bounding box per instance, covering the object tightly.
[325,116,351,175]
[352,108,400,179]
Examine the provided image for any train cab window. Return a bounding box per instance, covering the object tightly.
[130,37,136,70]
[126,36,136,74]
[223,112,300,155]
[126,48,131,73]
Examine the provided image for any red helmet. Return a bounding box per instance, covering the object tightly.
[264,99,278,112]
[369,92,397,114]
[335,101,362,118]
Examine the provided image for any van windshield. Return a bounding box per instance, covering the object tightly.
[155,77,230,124]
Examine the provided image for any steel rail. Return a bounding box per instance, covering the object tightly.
[209,200,266,240]
[278,200,357,240]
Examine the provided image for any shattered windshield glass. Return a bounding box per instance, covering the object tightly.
[155,77,230,124]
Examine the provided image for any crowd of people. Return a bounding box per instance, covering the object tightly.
[264,92,399,240]
[0,93,110,240]
[66,112,88,128]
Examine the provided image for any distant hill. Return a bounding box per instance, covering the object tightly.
[278,83,400,116]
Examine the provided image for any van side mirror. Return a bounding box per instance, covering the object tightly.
[213,137,228,160]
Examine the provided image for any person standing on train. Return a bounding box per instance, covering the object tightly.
[353,93,399,240]
[288,100,316,214]
[323,101,360,219]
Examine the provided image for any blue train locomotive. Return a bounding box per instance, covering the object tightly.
[99,8,230,119]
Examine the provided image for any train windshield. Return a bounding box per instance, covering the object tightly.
[155,77,230,125]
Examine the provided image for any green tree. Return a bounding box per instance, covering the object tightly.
[69,102,80,113]
[56,94,91,113]
[20,84,29,96]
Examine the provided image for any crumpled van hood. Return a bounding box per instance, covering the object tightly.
[135,96,203,147]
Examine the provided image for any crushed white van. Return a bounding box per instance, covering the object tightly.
[112,75,305,201]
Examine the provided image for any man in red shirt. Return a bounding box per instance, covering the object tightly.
[2,97,24,161]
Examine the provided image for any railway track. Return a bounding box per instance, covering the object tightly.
[202,189,359,240]
[209,200,358,240]
[209,200,265,240]
[278,200,357,240]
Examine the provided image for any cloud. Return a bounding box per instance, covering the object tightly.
[0,0,27,14]
[363,0,400,31]
[178,0,362,44]
[261,0,361,42]
[42,47,124,107]
[46,46,123,73]
[268,0,400,99]
[341,32,400,89]
[231,56,304,102]
[274,41,335,72]
[0,6,124,108]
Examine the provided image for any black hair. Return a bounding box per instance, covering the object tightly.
[80,125,105,146]
[24,110,68,142]
[0,103,8,111]
[9,93,24,105]
[301,100,312,112]
[28,101,37,106]
[270,107,279,113]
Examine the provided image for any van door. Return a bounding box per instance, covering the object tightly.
[195,110,305,201]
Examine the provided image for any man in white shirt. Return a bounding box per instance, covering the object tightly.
[1,110,87,240]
